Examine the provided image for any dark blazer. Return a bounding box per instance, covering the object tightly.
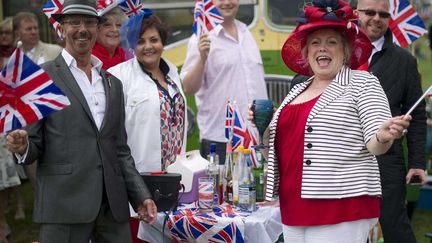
[370,30,426,169]
[22,54,151,224]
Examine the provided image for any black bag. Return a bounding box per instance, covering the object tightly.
[140,172,182,212]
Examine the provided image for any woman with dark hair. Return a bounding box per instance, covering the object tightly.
[108,11,187,242]
[249,0,411,242]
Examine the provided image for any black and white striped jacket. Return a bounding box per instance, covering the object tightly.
[265,66,391,201]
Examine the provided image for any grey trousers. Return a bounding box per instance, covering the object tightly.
[38,202,132,243]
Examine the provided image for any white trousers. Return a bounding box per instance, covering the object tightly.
[282,218,378,243]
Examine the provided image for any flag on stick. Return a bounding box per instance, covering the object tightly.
[193,0,223,35]
[389,0,428,47]
[406,85,432,116]
[229,102,258,167]
[0,47,70,134]
[43,0,64,38]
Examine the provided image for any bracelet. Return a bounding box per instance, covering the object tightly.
[375,133,389,144]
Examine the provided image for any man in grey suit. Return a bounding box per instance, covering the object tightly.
[6,0,157,242]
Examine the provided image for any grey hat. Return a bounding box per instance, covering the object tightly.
[52,0,99,22]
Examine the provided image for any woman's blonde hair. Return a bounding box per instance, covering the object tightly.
[0,17,13,32]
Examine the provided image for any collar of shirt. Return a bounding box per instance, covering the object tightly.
[61,49,103,70]
[212,19,247,40]
[25,46,36,59]
[369,36,385,63]
[61,49,106,130]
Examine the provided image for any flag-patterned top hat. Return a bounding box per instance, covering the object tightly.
[52,0,100,22]
[281,0,372,76]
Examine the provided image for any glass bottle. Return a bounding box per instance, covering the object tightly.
[223,142,233,204]
[252,150,265,202]
[207,143,220,205]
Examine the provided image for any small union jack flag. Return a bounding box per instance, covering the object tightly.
[193,0,224,35]
[43,0,64,38]
[225,100,234,141]
[118,0,144,17]
[389,0,428,48]
[0,48,70,135]
[231,106,258,167]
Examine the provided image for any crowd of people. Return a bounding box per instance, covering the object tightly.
[0,0,430,242]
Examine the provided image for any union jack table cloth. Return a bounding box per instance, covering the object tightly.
[138,203,282,243]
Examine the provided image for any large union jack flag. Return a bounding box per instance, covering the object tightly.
[118,0,144,17]
[389,0,428,48]
[0,48,70,135]
[193,0,224,35]
[43,0,64,38]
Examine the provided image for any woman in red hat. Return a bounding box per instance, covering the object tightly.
[252,0,412,241]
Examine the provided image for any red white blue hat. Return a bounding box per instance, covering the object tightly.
[281,0,372,76]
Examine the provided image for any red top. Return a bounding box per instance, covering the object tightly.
[92,42,126,70]
[275,95,380,226]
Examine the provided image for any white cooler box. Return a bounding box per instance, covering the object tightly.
[167,150,209,204]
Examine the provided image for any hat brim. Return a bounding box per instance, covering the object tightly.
[52,11,100,22]
[281,20,372,76]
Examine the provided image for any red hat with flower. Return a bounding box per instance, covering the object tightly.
[281,0,372,76]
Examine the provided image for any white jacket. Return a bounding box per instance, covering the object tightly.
[108,57,187,173]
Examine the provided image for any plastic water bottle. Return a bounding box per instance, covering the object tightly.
[238,149,256,212]
[232,145,244,207]
[207,143,220,205]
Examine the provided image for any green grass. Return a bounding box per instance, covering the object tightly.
[5,38,432,243]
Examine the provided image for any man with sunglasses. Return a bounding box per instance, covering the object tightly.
[355,0,427,242]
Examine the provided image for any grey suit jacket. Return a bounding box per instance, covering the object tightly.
[23,54,151,224]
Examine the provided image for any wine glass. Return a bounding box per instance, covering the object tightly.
[252,99,274,149]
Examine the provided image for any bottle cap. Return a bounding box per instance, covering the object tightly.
[210,143,217,154]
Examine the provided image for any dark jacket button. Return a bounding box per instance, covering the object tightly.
[306,143,312,148]
[305,160,311,165]
[307,126,313,132]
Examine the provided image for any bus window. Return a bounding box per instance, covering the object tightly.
[148,0,256,46]
[267,0,304,26]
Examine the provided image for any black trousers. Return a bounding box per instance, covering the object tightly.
[378,159,417,243]
[200,139,227,165]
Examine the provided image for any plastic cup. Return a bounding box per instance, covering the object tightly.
[198,177,214,210]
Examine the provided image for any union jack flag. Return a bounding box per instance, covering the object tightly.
[389,0,428,48]
[43,0,64,38]
[231,106,258,167]
[225,100,234,141]
[193,0,224,35]
[118,0,144,17]
[0,48,70,135]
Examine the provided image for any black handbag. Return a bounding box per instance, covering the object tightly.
[140,172,182,212]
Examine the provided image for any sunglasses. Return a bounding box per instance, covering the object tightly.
[357,9,391,18]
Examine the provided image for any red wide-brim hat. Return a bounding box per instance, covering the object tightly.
[281,0,372,76]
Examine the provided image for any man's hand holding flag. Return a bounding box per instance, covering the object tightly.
[0,43,70,135]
